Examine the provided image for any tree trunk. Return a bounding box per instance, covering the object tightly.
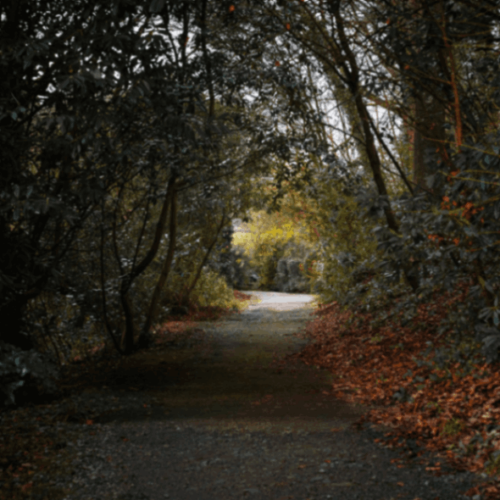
[119,290,136,354]
[0,295,33,351]
[116,175,177,354]
[412,93,448,196]
[333,5,419,291]
[140,187,178,344]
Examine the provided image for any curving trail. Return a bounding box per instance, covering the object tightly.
[49,292,480,499]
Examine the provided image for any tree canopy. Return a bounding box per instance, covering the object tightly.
[1,0,500,404]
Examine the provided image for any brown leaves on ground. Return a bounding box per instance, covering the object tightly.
[291,295,500,498]
[0,407,75,500]
[234,290,253,301]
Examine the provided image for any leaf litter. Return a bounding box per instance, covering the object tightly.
[288,295,500,499]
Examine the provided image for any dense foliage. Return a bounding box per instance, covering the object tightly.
[252,0,500,365]
[2,0,500,405]
[233,207,317,291]
[0,0,281,402]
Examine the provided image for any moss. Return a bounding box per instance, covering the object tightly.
[486,454,500,476]
[441,417,464,437]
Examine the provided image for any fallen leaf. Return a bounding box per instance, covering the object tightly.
[21,482,33,492]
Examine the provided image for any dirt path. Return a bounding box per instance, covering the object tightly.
[8,292,483,500]
[132,291,369,429]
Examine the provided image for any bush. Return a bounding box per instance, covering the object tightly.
[0,342,59,406]
[275,157,381,304]
[157,267,241,321]
[188,268,239,309]
[233,209,316,291]
[313,192,380,304]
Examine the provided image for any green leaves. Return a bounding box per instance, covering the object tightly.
[149,0,166,13]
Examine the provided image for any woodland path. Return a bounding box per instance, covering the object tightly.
[6,292,483,500]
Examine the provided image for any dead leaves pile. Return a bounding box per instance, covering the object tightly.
[292,297,500,499]
[0,405,78,500]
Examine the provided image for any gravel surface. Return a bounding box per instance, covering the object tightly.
[7,292,484,500]
[53,417,482,500]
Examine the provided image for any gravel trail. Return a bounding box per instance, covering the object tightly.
[33,292,482,500]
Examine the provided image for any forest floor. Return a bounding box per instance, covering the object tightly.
[0,291,496,500]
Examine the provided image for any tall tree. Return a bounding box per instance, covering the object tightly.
[0,0,154,349]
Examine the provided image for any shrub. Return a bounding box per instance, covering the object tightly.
[0,342,59,406]
[157,267,241,321]
[233,209,316,291]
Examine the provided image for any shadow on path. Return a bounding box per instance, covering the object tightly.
[48,292,481,500]
[97,291,367,431]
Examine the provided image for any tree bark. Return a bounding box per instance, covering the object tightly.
[412,88,448,196]
[332,4,419,291]
[140,187,178,343]
[118,174,176,354]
